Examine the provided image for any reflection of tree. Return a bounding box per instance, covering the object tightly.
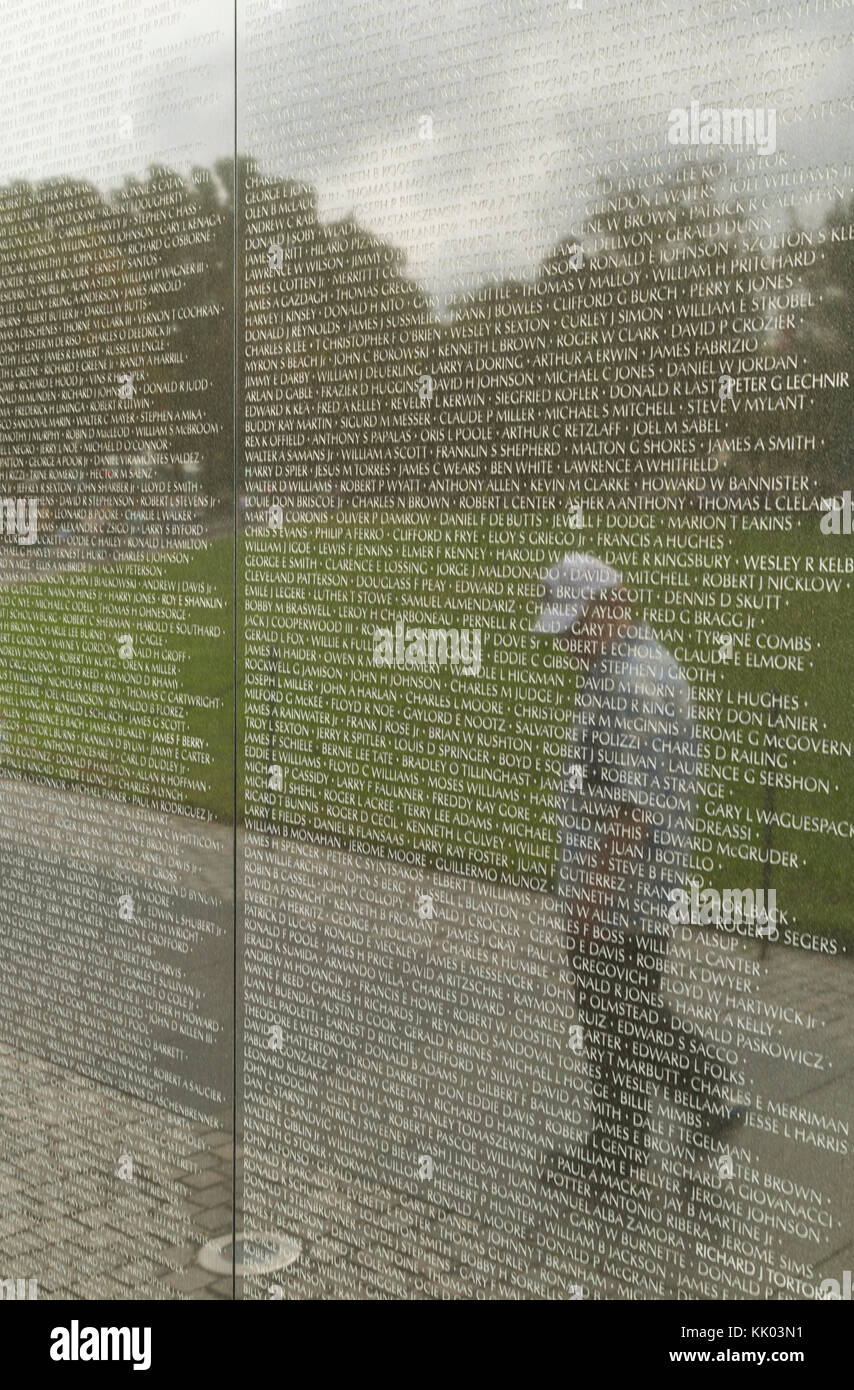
[240,163,437,510]
[2,156,851,507]
[242,157,853,503]
[0,163,233,505]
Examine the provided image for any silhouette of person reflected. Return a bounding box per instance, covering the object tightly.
[532,554,746,1190]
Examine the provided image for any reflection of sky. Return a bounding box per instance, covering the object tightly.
[0,0,233,187]
[242,0,854,303]
[4,0,853,303]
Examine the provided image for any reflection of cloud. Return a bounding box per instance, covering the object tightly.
[4,0,853,303]
[1,0,233,187]
[244,0,854,302]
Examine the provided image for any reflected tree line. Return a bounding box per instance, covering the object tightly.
[0,155,851,514]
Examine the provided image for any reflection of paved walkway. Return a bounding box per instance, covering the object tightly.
[0,775,233,1112]
[0,774,236,1299]
[0,1043,234,1300]
[242,837,854,1300]
[1,774,853,1298]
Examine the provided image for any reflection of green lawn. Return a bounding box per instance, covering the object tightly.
[0,541,234,823]
[5,510,852,939]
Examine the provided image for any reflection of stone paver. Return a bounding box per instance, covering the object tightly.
[0,1042,233,1299]
[242,838,854,1301]
[0,775,233,1120]
[0,775,235,1299]
[2,771,853,1299]
[0,775,234,902]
